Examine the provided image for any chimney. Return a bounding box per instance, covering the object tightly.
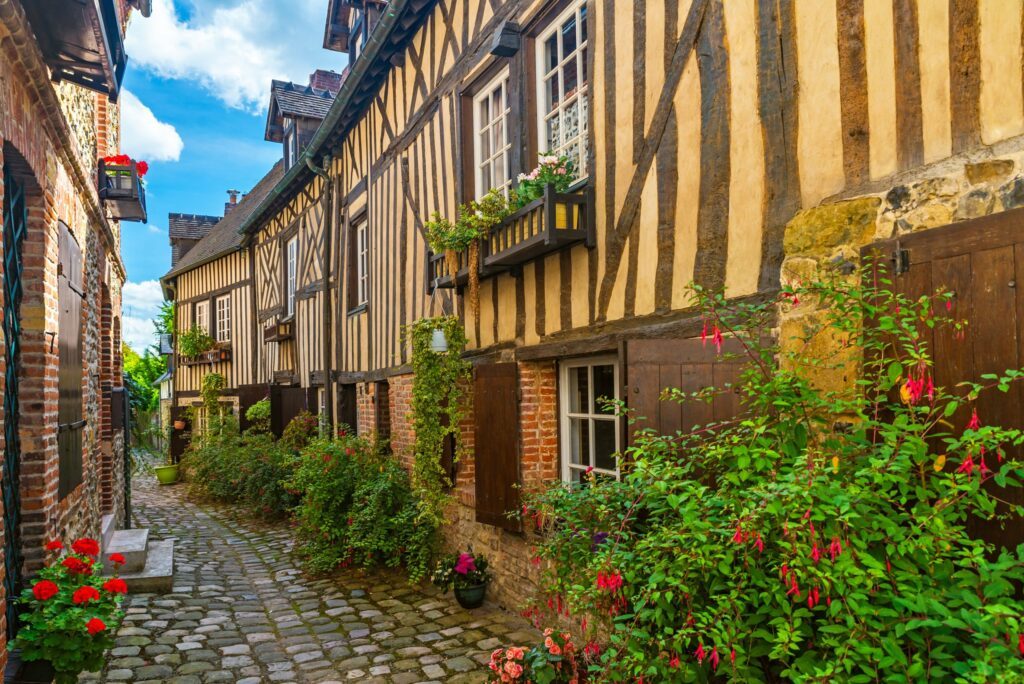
[225,189,240,215]
[309,69,343,94]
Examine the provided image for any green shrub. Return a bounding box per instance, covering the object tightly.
[524,275,1024,682]
[244,397,271,434]
[291,437,435,581]
[281,410,318,452]
[178,325,215,357]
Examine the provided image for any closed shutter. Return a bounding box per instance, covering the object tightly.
[473,363,521,531]
[57,222,84,499]
[623,337,748,443]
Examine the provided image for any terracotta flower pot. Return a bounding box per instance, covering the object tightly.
[453,582,487,609]
[173,420,186,430]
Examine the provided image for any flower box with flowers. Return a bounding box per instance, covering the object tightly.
[431,552,491,609]
[97,155,148,223]
[9,538,128,683]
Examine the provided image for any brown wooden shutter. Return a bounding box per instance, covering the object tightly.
[473,363,521,532]
[57,222,84,499]
[622,337,748,444]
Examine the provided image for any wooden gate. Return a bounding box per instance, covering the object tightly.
[270,385,316,437]
[865,207,1024,548]
[473,363,520,531]
[57,222,84,499]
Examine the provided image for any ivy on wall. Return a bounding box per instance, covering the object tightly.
[409,316,469,528]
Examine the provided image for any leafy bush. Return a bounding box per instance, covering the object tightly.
[178,325,215,357]
[244,397,271,434]
[290,436,435,581]
[281,410,318,452]
[524,274,1024,682]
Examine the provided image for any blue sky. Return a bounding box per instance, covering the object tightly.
[118,0,347,350]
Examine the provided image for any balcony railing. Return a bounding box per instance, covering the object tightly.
[98,160,147,222]
[429,184,593,291]
[263,319,294,343]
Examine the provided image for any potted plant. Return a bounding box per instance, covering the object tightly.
[173,417,186,431]
[513,153,577,207]
[178,325,215,361]
[10,538,128,683]
[154,432,179,485]
[432,551,491,609]
[488,629,584,683]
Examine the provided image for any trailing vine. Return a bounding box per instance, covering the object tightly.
[409,316,469,528]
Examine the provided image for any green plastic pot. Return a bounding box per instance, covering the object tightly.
[453,582,487,609]
[154,464,179,485]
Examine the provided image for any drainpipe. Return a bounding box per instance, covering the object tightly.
[306,154,334,427]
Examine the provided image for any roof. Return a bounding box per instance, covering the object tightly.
[153,370,172,385]
[265,80,338,142]
[240,0,439,238]
[163,161,286,286]
[168,213,219,240]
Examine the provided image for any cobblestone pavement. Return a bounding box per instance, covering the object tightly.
[84,472,536,683]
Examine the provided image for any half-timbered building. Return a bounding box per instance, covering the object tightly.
[158,0,1024,607]
[0,0,148,666]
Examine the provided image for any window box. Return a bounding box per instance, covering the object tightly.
[484,184,593,268]
[263,319,294,343]
[97,159,147,222]
[181,345,231,367]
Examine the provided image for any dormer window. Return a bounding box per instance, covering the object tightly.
[265,74,340,163]
[285,122,298,169]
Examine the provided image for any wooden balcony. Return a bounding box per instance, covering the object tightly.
[98,160,147,222]
[428,185,593,291]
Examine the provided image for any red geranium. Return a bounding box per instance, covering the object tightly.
[135,160,149,177]
[44,540,63,551]
[72,586,100,605]
[102,154,148,177]
[102,578,127,595]
[62,557,92,576]
[32,580,58,601]
[108,553,126,566]
[71,538,100,557]
[86,618,106,635]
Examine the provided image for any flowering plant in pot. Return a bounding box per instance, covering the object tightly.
[431,551,490,609]
[513,154,576,207]
[10,538,128,683]
[178,325,215,359]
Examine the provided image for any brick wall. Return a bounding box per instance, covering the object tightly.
[386,361,560,611]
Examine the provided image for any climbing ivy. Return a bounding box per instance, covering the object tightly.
[409,316,469,528]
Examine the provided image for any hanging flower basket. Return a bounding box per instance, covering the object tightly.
[97,155,148,223]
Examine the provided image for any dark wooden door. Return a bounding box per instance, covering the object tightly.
[338,383,357,434]
[57,222,84,499]
[864,207,1024,548]
[271,385,313,436]
[473,363,521,532]
[237,383,269,432]
[622,337,748,444]
[169,406,190,464]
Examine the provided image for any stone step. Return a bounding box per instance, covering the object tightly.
[100,513,116,554]
[121,540,174,594]
[102,528,149,574]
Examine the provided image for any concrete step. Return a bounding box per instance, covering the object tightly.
[100,514,116,554]
[121,540,174,594]
[102,528,149,574]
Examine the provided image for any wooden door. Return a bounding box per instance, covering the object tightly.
[270,385,313,437]
[863,207,1024,548]
[237,383,269,432]
[473,363,521,532]
[622,337,749,444]
[169,406,190,464]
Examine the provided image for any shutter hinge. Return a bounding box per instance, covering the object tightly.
[892,248,910,275]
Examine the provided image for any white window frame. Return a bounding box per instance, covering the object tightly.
[286,236,298,317]
[472,67,512,197]
[194,300,209,335]
[214,295,231,343]
[535,0,589,179]
[356,219,369,307]
[559,355,620,483]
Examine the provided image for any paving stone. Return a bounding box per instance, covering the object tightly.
[92,458,536,682]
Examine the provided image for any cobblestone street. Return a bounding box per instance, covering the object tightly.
[84,473,536,683]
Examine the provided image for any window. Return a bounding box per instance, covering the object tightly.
[215,295,230,343]
[286,236,298,317]
[356,220,369,306]
[536,1,589,178]
[284,120,298,169]
[473,69,512,196]
[194,300,209,334]
[559,356,619,483]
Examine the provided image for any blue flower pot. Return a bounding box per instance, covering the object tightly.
[454,582,487,609]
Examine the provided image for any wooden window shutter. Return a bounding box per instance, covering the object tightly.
[473,363,521,532]
[57,222,84,499]
[622,338,748,444]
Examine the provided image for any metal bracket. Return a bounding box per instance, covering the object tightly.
[892,248,910,275]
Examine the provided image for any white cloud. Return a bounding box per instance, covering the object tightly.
[145,223,165,235]
[121,280,166,351]
[120,90,184,162]
[124,0,341,113]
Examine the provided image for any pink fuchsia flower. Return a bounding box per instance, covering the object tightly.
[967,408,981,430]
[695,643,706,664]
[810,543,821,564]
[828,537,843,561]
[731,524,745,544]
[710,647,720,670]
[596,570,624,593]
[453,553,477,575]
[668,654,680,668]
[730,648,737,664]
[957,454,976,477]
